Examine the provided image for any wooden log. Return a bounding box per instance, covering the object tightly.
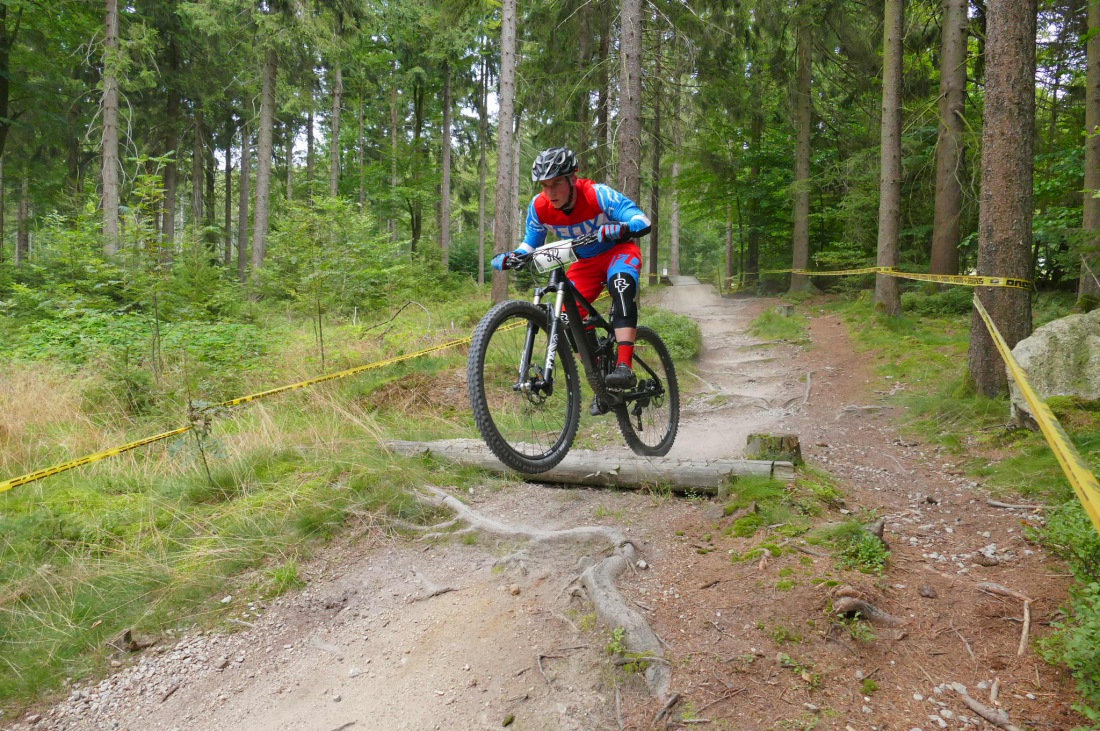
[386,439,795,492]
[744,433,803,465]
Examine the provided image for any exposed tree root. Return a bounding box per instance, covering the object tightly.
[951,683,1024,731]
[409,568,457,602]
[832,597,905,628]
[415,485,671,701]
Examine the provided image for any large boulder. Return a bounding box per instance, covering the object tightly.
[1010,308,1100,427]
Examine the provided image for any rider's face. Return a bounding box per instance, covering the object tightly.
[540,174,576,210]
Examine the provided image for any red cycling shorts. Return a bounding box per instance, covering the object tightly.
[566,242,643,319]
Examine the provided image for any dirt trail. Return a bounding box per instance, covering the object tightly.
[10,284,1083,731]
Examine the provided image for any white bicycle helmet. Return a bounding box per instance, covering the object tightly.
[531,147,579,182]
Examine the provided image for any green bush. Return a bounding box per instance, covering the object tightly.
[900,286,973,316]
[1040,500,1100,583]
[640,307,702,361]
[1042,581,1100,724]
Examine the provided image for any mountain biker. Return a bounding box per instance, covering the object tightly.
[492,147,652,411]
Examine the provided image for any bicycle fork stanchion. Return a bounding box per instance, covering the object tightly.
[541,283,567,393]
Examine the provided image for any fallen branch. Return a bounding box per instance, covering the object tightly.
[409,569,457,602]
[951,683,1023,731]
[389,439,796,488]
[537,654,562,688]
[986,499,1048,511]
[1018,601,1032,657]
[976,582,1032,604]
[975,582,1033,656]
[951,621,976,661]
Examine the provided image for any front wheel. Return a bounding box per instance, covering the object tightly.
[614,326,680,456]
[467,300,581,473]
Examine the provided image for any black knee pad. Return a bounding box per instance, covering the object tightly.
[608,272,638,330]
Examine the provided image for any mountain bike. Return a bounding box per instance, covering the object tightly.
[467,234,680,474]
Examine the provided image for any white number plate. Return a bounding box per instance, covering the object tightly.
[532,243,578,273]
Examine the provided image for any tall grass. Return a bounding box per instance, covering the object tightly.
[0,295,486,714]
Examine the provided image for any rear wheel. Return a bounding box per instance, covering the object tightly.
[468,300,581,473]
[614,326,679,456]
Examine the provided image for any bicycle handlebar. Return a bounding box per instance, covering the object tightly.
[510,233,600,270]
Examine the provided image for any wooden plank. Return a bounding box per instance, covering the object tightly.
[386,439,795,493]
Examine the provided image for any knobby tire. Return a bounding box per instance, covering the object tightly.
[614,326,679,456]
[467,300,581,474]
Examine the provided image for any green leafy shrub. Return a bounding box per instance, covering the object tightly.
[1042,581,1100,723]
[900,286,973,316]
[640,307,702,361]
[1040,500,1100,582]
[808,522,890,574]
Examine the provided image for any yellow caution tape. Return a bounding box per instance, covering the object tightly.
[1,292,610,494]
[767,266,894,277]
[218,335,475,409]
[890,271,1032,290]
[973,295,1100,535]
[0,426,193,494]
[758,266,1033,290]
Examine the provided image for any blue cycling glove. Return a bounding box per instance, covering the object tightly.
[491,251,523,271]
[598,224,625,244]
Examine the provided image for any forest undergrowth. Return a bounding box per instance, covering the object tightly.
[823,285,1100,720]
[0,238,702,716]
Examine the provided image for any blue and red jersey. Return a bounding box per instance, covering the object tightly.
[517,178,651,259]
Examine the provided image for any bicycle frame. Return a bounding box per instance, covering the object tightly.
[518,266,621,405]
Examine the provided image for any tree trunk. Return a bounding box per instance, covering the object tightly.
[251,47,276,278]
[595,17,610,183]
[192,108,204,240]
[789,8,813,293]
[387,440,796,489]
[576,4,593,169]
[648,28,662,286]
[285,122,294,202]
[15,173,27,263]
[410,78,425,252]
[101,0,121,255]
[930,0,968,275]
[238,124,250,283]
[478,47,488,286]
[329,63,342,197]
[747,74,762,286]
[162,48,179,259]
[358,86,365,210]
[306,105,314,201]
[390,63,399,243]
[491,0,518,304]
[0,5,17,161]
[669,63,681,276]
[441,62,453,269]
[205,138,215,233]
[967,0,1036,397]
[874,0,903,315]
[617,0,643,201]
[510,107,521,252]
[224,136,233,267]
[725,210,734,287]
[1080,0,1100,310]
[0,156,5,264]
